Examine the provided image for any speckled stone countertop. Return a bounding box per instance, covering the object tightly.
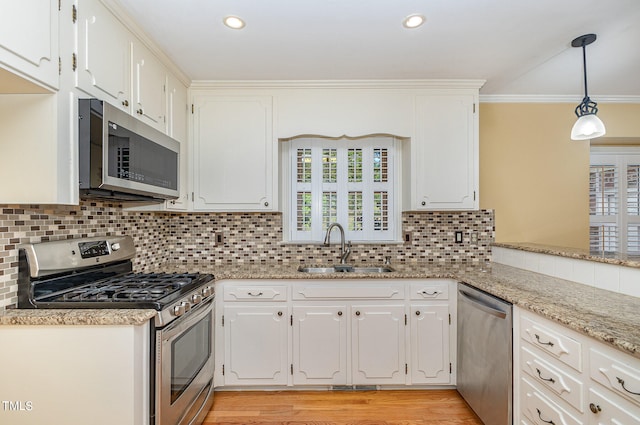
[160,262,640,359]
[2,262,638,361]
[494,242,640,268]
[0,308,157,326]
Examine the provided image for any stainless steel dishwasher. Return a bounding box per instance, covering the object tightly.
[457,282,513,425]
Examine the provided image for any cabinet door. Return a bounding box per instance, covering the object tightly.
[351,304,406,385]
[165,74,189,210]
[413,94,477,210]
[410,304,450,384]
[132,41,166,132]
[0,0,58,90]
[76,0,130,110]
[223,305,288,386]
[292,305,348,385]
[192,95,275,211]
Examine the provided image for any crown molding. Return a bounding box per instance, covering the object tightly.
[480,94,640,103]
[190,79,487,90]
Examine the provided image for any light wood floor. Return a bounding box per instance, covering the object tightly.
[205,390,483,425]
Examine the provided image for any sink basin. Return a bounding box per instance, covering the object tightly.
[297,265,394,273]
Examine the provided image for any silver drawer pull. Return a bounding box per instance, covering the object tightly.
[536,368,555,384]
[421,290,440,296]
[617,377,640,396]
[247,291,263,296]
[536,408,555,425]
[535,334,554,347]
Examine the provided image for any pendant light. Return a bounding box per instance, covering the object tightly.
[570,34,606,140]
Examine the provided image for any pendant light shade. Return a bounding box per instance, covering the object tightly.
[570,34,606,141]
[571,114,606,140]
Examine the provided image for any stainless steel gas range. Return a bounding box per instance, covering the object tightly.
[17,236,215,425]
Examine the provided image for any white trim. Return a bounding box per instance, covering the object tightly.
[190,79,486,90]
[480,94,640,104]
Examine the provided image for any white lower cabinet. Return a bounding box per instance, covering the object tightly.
[351,304,406,385]
[222,305,289,386]
[515,307,640,425]
[410,304,450,384]
[292,305,348,385]
[216,279,455,388]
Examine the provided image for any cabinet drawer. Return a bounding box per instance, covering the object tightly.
[520,314,582,372]
[588,387,640,424]
[409,282,449,300]
[292,284,404,300]
[223,285,288,301]
[520,377,584,425]
[521,345,584,412]
[590,348,640,407]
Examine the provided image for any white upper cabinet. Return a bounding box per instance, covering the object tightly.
[165,74,189,210]
[131,40,166,132]
[166,73,188,142]
[192,93,275,211]
[0,0,59,90]
[76,0,131,111]
[410,93,478,210]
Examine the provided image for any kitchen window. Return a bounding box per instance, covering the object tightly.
[285,136,399,243]
[590,147,640,254]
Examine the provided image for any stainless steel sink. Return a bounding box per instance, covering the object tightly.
[297,265,394,273]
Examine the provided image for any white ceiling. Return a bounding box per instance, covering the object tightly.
[114,0,640,97]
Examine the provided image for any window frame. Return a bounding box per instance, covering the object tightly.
[281,135,402,243]
[590,146,640,254]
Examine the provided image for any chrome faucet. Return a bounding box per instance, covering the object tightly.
[323,223,351,264]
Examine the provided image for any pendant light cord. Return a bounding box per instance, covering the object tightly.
[582,42,589,99]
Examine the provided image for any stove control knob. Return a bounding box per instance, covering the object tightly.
[181,301,191,312]
[173,304,185,317]
[111,243,121,252]
[191,294,203,305]
[201,287,212,298]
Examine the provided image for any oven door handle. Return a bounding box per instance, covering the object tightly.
[161,297,214,341]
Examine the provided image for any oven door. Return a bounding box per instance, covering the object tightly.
[156,298,214,425]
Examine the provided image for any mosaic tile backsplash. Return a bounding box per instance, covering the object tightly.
[0,202,494,309]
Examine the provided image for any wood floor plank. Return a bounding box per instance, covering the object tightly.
[205,390,483,425]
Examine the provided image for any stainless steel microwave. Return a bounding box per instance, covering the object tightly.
[78,99,180,202]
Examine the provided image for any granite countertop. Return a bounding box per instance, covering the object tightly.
[2,261,638,361]
[162,262,640,359]
[0,308,157,326]
[494,241,640,268]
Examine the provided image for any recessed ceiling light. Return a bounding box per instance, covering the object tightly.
[402,14,425,29]
[223,15,245,30]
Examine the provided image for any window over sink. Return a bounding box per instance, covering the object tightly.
[282,135,401,243]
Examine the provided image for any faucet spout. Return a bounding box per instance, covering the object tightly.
[324,223,351,264]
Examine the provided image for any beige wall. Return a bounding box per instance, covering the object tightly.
[480,102,640,249]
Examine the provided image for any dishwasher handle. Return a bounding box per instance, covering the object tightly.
[458,289,507,319]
